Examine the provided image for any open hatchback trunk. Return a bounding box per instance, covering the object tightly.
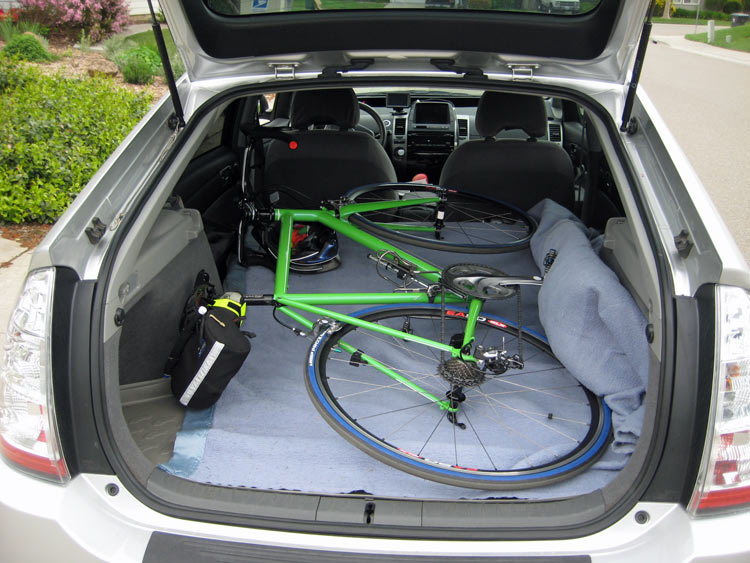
[65,0,724,542]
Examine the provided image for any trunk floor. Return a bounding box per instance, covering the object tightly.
[123,379,185,465]
[160,236,621,499]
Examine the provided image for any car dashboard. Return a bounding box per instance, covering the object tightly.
[358,92,565,182]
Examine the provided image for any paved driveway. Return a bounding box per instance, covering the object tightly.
[642,23,750,261]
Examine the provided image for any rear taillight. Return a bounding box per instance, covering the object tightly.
[0,268,69,483]
[689,286,750,514]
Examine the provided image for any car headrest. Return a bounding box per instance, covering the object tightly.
[289,89,360,130]
[475,92,547,139]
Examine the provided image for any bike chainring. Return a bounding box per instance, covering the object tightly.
[442,264,517,300]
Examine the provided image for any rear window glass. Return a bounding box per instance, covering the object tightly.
[205,0,599,17]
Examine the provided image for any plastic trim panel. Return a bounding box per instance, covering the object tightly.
[144,531,591,562]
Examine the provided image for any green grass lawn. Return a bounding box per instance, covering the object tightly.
[652,17,728,25]
[126,28,177,54]
[124,29,185,76]
[686,24,750,53]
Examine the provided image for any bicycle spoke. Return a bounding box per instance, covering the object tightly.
[468,391,550,463]
[462,410,498,470]
[471,387,581,442]
[355,401,438,421]
[417,410,449,457]
[310,304,608,488]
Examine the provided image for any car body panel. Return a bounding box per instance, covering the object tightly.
[3,0,749,558]
[2,464,750,562]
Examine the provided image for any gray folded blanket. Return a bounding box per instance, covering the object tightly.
[529,200,649,459]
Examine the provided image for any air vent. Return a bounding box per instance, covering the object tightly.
[548,123,562,144]
[457,118,469,138]
[394,118,406,136]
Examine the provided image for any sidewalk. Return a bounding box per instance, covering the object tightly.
[0,238,33,365]
[651,23,750,66]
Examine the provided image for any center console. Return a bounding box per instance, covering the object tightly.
[390,100,458,170]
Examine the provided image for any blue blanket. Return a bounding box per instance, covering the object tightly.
[529,200,649,461]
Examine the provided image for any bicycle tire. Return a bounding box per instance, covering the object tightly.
[346,183,536,254]
[306,304,611,490]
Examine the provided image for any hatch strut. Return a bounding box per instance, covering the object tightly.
[146,0,185,130]
[620,1,654,133]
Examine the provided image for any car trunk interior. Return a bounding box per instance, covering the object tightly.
[103,83,665,533]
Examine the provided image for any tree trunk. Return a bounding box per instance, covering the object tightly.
[662,0,672,18]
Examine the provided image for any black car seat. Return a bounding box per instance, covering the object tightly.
[263,88,397,207]
[439,91,574,211]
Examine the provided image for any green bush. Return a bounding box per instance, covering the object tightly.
[651,0,677,16]
[0,57,28,91]
[1,33,55,62]
[117,46,162,85]
[0,19,49,43]
[102,35,137,63]
[170,52,185,78]
[674,7,732,20]
[120,29,186,79]
[0,59,152,223]
[723,0,742,13]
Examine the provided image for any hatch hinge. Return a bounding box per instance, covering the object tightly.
[620,2,654,133]
[506,64,539,81]
[146,0,184,129]
[431,59,487,80]
[320,58,375,79]
[269,63,300,80]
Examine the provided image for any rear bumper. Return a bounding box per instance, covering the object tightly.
[2,460,749,562]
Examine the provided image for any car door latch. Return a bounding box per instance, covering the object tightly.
[85,217,107,244]
[674,229,694,259]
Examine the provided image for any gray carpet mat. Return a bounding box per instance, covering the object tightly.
[162,234,624,499]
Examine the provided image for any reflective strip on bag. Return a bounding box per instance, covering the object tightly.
[179,341,225,406]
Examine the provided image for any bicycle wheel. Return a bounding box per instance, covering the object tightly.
[306,304,610,490]
[346,183,536,254]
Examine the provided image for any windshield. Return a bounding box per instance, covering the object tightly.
[205,0,599,17]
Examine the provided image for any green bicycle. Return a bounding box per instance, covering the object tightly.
[241,183,611,489]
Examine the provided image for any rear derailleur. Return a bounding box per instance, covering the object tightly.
[475,345,524,375]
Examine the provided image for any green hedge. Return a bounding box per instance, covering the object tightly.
[0,59,152,223]
[2,34,55,62]
[117,45,162,84]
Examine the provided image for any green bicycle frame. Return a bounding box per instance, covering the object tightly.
[266,201,486,411]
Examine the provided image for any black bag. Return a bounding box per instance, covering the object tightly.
[165,272,253,408]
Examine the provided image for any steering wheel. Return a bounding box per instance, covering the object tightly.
[356,101,388,148]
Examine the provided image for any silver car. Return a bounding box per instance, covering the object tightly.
[2,0,749,560]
